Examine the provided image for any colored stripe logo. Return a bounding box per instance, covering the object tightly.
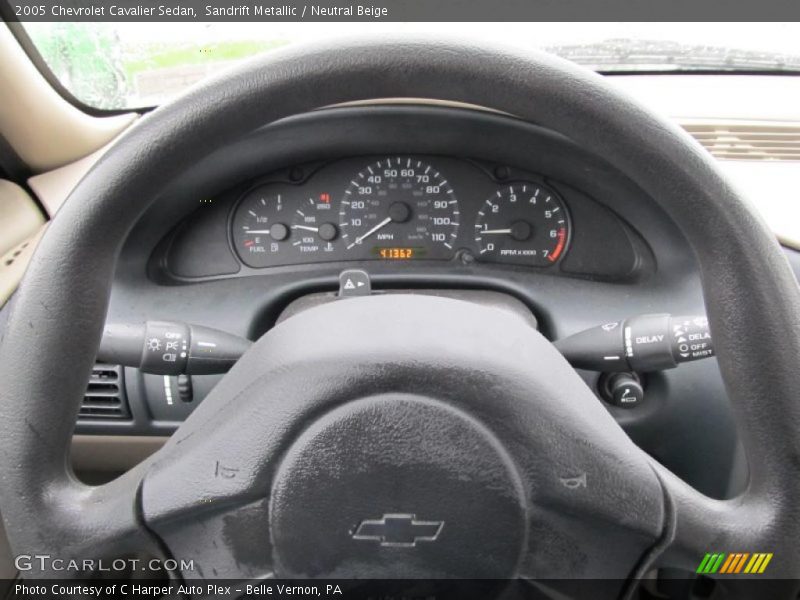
[697,553,773,574]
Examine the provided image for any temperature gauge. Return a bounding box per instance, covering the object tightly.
[290,193,339,257]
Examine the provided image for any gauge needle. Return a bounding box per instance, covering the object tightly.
[244,230,273,234]
[292,225,319,232]
[480,228,513,235]
[347,217,392,249]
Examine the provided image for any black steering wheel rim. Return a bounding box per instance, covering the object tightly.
[1,36,799,586]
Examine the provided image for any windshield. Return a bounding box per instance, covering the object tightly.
[21,22,800,110]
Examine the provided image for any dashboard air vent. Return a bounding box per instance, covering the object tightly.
[79,364,130,420]
[681,120,800,162]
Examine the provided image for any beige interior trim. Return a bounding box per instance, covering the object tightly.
[0,179,44,254]
[0,179,46,307]
[3,137,117,309]
[28,142,114,216]
[71,434,167,475]
[0,225,46,308]
[0,23,138,173]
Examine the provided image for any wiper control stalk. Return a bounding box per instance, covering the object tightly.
[555,313,713,372]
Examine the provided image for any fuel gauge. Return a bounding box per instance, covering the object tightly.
[232,186,292,268]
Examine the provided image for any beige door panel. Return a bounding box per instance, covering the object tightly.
[0,179,46,307]
[0,225,46,308]
[27,143,111,216]
[0,179,43,253]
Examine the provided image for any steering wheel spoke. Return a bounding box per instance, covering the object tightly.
[3,463,153,577]
[649,463,760,572]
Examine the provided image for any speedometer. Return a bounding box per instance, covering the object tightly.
[338,157,459,260]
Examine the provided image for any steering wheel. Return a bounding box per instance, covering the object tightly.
[1,38,799,596]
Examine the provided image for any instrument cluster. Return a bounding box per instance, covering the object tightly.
[230,155,571,268]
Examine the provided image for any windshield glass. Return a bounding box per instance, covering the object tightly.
[21,22,800,110]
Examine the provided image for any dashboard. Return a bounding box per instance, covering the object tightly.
[66,104,754,501]
[229,156,569,268]
[158,149,645,283]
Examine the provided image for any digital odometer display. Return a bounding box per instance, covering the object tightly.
[338,157,460,260]
[374,247,422,260]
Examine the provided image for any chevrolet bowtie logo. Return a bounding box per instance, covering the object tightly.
[352,513,444,547]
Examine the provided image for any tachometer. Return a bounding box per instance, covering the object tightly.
[474,183,569,266]
[338,157,459,260]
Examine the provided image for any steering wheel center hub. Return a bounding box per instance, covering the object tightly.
[269,394,527,578]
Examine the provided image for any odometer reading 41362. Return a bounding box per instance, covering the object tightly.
[475,183,570,267]
[338,157,460,259]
